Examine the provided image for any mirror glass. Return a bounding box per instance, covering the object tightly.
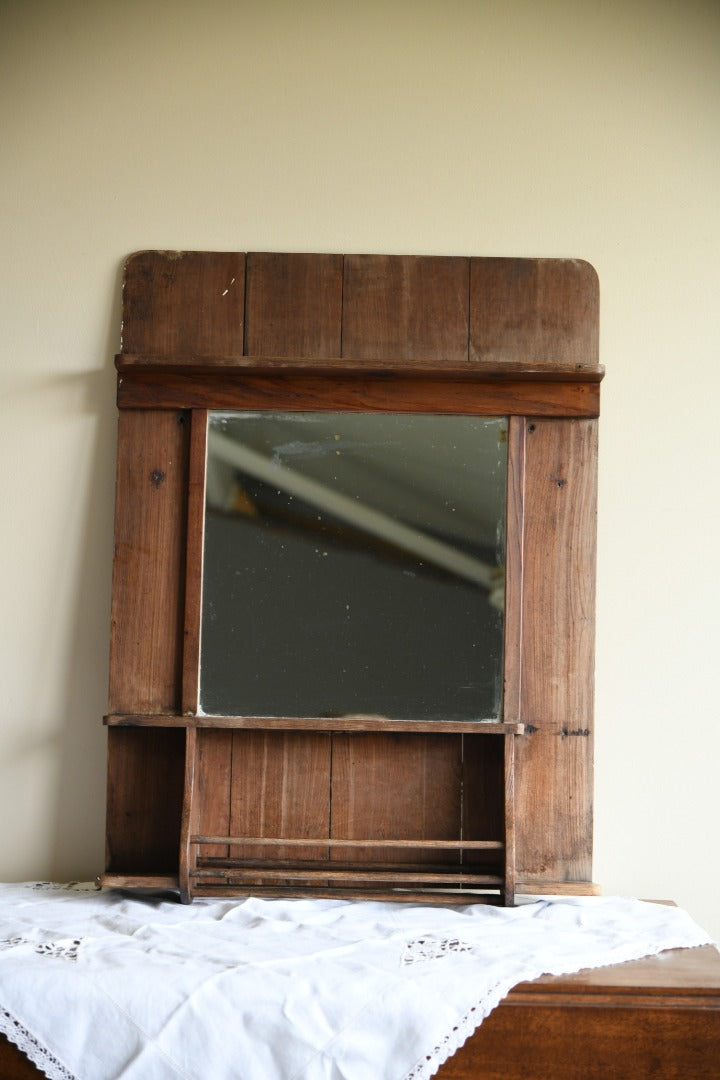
[200,411,508,721]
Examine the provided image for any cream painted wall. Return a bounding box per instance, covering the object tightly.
[2,0,719,939]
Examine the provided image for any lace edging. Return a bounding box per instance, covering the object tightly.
[0,1006,77,1080]
[402,976,514,1080]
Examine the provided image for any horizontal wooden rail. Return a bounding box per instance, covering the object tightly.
[191,885,504,904]
[191,835,505,850]
[117,353,605,383]
[105,713,524,735]
[190,867,504,885]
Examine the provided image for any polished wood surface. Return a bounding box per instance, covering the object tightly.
[437,943,720,1080]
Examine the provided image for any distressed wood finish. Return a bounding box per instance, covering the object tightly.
[470,257,600,367]
[331,733,463,867]
[343,254,470,363]
[514,418,597,885]
[103,250,601,905]
[244,252,343,357]
[121,250,245,357]
[227,731,331,866]
[108,409,189,713]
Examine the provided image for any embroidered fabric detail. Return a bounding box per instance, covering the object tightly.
[0,1006,77,1080]
[29,882,94,893]
[402,937,473,965]
[35,940,82,962]
[0,937,28,952]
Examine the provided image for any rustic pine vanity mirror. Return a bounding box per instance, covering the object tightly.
[101,252,602,905]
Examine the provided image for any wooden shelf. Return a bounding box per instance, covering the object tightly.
[116,353,605,382]
[105,713,524,735]
[98,873,180,891]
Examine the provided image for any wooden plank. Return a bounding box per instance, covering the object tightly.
[229,731,331,862]
[469,257,600,367]
[121,250,246,356]
[180,409,207,714]
[117,371,599,417]
[106,714,524,735]
[503,416,526,723]
[331,733,462,866]
[342,255,470,362]
[117,354,605,382]
[191,837,504,850]
[190,885,503,904]
[104,727,185,874]
[98,874,179,890]
[193,730,233,861]
[108,409,189,713]
[244,252,343,357]
[514,418,598,884]
[190,868,503,885]
[516,880,600,896]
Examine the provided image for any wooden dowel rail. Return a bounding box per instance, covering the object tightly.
[191,835,505,849]
[190,868,505,885]
[190,886,505,904]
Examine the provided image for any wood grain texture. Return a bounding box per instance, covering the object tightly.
[116,370,599,416]
[514,418,598,883]
[244,252,342,357]
[342,255,470,362]
[105,714,524,735]
[192,730,233,862]
[228,731,331,863]
[121,250,246,356]
[331,733,463,866]
[470,257,599,367]
[108,409,189,713]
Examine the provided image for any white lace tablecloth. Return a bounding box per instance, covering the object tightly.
[0,883,712,1080]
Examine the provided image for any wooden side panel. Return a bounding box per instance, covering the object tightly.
[342,255,470,362]
[470,258,599,367]
[514,418,598,882]
[121,250,246,356]
[436,1002,720,1080]
[229,732,331,861]
[108,409,189,713]
[105,727,185,873]
[331,733,462,865]
[244,252,343,357]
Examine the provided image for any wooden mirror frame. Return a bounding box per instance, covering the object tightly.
[100,252,602,904]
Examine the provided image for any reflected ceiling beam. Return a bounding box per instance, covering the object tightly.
[207,429,502,598]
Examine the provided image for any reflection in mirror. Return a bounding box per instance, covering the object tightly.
[200,412,508,721]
